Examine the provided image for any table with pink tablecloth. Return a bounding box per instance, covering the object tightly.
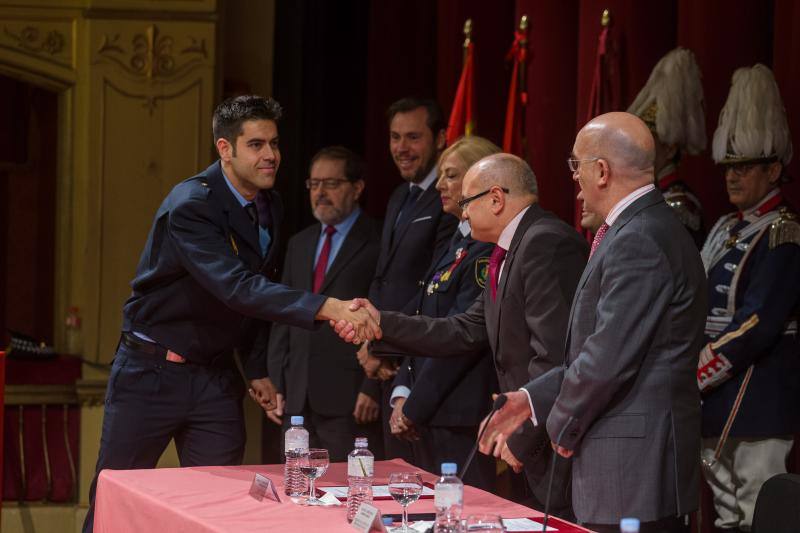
[94,458,590,532]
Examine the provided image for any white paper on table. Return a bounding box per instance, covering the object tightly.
[317,492,343,506]
[320,485,435,499]
[502,517,557,531]
[409,521,434,532]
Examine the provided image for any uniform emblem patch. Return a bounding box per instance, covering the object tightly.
[475,257,490,288]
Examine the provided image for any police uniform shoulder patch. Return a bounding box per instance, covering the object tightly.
[475,257,490,288]
[769,208,800,249]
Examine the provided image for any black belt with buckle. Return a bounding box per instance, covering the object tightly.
[120,332,169,358]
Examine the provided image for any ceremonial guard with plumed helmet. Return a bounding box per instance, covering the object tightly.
[698,64,800,533]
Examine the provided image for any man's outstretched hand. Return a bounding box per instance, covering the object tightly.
[477,391,533,458]
[317,297,381,344]
[332,298,380,342]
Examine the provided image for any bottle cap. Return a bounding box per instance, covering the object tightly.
[441,462,457,475]
[290,416,304,426]
[355,437,368,448]
[620,517,640,531]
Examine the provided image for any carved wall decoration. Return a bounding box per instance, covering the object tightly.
[0,20,73,69]
[96,24,209,80]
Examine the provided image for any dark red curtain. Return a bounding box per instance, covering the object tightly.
[362,1,438,217]
[773,0,800,206]
[517,0,579,222]
[677,0,775,228]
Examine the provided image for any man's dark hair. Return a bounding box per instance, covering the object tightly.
[309,145,365,183]
[212,95,282,150]
[386,97,445,134]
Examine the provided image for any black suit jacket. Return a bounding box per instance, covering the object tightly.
[122,161,327,377]
[369,183,458,311]
[393,230,498,427]
[267,212,382,416]
[372,204,588,504]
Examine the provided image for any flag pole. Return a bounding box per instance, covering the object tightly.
[518,15,529,160]
[463,18,472,64]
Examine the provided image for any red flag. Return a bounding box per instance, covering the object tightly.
[446,41,476,145]
[575,12,620,236]
[503,29,528,156]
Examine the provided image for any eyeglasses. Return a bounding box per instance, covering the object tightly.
[305,178,350,190]
[457,186,510,210]
[567,157,600,172]
[725,163,770,177]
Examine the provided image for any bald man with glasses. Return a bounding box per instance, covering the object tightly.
[343,154,588,518]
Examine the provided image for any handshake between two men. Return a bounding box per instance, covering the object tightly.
[331,298,555,470]
[250,296,382,417]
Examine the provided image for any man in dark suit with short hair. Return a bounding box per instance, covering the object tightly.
[266,146,383,461]
[366,97,458,460]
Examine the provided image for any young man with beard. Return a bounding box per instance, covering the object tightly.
[364,97,458,460]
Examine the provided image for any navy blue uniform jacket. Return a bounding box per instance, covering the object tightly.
[122,160,327,377]
[393,230,497,427]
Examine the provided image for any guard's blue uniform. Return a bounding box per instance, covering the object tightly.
[84,161,326,532]
[698,192,800,438]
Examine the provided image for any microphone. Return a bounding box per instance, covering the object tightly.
[541,416,573,532]
[459,393,507,480]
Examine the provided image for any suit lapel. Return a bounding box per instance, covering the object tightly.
[207,164,262,256]
[297,224,319,291]
[565,189,665,356]
[377,186,406,276]
[492,204,543,349]
[386,185,439,261]
[319,213,370,293]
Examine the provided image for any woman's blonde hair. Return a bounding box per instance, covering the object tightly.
[438,135,501,175]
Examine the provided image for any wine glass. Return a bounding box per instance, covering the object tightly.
[298,448,329,505]
[465,514,505,532]
[387,472,423,533]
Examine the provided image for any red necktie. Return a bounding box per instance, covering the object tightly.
[590,223,609,258]
[488,245,507,301]
[313,226,336,293]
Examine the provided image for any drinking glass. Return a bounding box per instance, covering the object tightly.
[465,513,505,532]
[298,448,329,505]
[387,472,423,532]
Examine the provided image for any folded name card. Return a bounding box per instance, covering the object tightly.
[249,473,281,503]
[350,503,386,533]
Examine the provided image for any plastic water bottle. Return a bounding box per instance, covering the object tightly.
[620,517,640,533]
[346,437,374,522]
[284,416,309,497]
[434,462,463,533]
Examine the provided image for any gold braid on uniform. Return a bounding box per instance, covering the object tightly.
[769,208,800,249]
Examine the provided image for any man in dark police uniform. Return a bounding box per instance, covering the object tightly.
[83,95,379,532]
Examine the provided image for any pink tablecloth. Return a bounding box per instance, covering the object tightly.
[94,459,590,532]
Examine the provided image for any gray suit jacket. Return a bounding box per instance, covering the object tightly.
[524,189,706,524]
[373,204,587,505]
[267,212,382,416]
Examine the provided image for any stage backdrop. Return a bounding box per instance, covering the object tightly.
[359,0,798,229]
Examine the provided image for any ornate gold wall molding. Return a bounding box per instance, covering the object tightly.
[0,19,73,69]
[95,23,209,80]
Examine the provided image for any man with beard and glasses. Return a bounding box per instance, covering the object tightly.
[266,146,383,461]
